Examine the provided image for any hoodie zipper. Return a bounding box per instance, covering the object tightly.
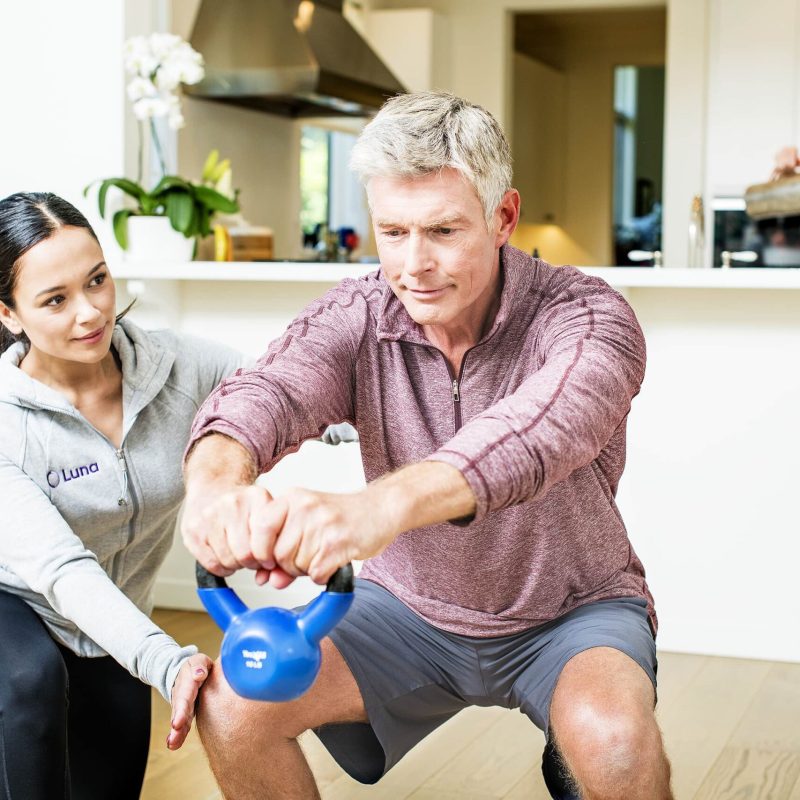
[115,448,139,543]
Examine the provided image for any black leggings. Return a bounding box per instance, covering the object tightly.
[0,589,151,799]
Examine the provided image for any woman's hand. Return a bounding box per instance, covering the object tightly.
[167,653,214,750]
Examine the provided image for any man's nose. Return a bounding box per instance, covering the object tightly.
[404,233,434,277]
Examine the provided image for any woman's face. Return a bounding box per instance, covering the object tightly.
[0,226,116,365]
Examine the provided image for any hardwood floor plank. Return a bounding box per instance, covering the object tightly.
[726,662,800,750]
[405,708,542,799]
[502,765,555,799]
[655,655,771,800]
[318,707,511,799]
[654,651,708,706]
[694,747,800,799]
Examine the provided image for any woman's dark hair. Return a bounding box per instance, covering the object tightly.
[0,192,131,353]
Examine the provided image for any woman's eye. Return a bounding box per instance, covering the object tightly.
[89,273,107,287]
[45,295,65,307]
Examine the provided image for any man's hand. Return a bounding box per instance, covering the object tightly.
[772,146,800,180]
[256,488,401,586]
[184,432,476,588]
[167,653,214,750]
[183,434,296,586]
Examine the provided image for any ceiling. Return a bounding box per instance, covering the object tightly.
[514,7,667,69]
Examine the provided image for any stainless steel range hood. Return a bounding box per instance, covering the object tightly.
[187,0,406,117]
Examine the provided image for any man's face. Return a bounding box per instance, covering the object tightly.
[368,168,517,334]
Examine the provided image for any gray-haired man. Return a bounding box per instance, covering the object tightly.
[182,91,673,800]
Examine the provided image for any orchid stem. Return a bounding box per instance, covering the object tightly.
[137,121,144,185]
[150,118,167,180]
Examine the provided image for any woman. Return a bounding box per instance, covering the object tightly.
[0,192,243,799]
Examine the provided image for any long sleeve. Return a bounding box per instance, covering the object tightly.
[0,456,194,701]
[188,281,369,472]
[427,288,646,522]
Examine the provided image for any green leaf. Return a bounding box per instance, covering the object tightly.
[197,205,211,238]
[166,191,195,235]
[151,175,191,196]
[112,209,133,250]
[193,185,239,213]
[90,178,146,218]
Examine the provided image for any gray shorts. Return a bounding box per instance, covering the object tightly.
[315,579,657,785]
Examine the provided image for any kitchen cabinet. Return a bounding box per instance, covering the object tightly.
[706,0,800,196]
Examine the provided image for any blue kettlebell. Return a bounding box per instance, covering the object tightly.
[196,562,355,702]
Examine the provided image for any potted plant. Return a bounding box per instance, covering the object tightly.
[85,33,239,261]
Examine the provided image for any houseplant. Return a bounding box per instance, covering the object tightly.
[86,33,239,259]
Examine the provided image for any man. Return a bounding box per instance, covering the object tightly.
[182,91,673,800]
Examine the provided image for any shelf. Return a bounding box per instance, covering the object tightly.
[111,261,800,290]
[112,261,376,283]
[580,267,800,289]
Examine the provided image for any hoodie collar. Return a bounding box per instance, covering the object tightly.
[375,244,529,345]
[0,319,176,428]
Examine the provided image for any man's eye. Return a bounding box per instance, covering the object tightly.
[384,229,403,237]
[437,227,454,235]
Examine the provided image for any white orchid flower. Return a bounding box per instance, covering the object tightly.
[123,36,158,78]
[149,32,183,60]
[127,76,157,102]
[132,96,170,121]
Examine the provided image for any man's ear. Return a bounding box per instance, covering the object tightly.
[0,301,23,336]
[494,188,521,248]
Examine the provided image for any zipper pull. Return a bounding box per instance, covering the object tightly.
[452,379,460,402]
[116,448,128,506]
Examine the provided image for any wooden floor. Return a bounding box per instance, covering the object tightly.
[142,608,800,799]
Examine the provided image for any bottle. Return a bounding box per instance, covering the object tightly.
[687,195,705,268]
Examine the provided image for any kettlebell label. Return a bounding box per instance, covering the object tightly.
[242,649,268,669]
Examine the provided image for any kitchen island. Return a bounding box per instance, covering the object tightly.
[117,263,800,664]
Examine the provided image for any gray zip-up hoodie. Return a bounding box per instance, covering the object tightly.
[0,319,241,700]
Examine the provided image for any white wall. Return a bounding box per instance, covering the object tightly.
[0,1,127,262]
[618,287,800,663]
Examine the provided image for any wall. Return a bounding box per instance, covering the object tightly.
[0,1,127,262]
[171,0,302,257]
[661,0,709,267]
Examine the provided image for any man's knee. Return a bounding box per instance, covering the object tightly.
[197,664,306,747]
[197,640,365,748]
[553,702,669,798]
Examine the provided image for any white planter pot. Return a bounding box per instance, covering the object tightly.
[124,216,195,263]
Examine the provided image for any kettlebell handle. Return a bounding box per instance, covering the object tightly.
[195,561,354,593]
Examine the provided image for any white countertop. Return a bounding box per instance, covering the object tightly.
[112,261,800,289]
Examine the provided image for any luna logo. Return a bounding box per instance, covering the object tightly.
[47,463,99,488]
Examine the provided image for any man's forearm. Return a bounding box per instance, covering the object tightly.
[366,460,476,537]
[183,433,258,497]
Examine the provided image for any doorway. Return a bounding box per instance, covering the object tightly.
[512,6,667,266]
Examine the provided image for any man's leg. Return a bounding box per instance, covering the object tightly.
[549,646,672,800]
[197,638,368,800]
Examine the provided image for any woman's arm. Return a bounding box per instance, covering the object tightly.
[0,455,194,703]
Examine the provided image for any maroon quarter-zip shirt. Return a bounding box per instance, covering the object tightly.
[189,245,656,636]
